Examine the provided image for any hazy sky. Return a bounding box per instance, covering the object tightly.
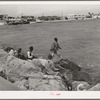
[0,2,100,17]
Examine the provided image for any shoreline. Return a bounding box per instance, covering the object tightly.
[0,18,98,26]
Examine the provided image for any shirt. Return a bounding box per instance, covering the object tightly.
[50,41,61,52]
[9,49,14,56]
[27,51,33,59]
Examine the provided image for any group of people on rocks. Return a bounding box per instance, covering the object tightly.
[7,37,62,61]
[0,37,90,91]
[8,47,26,60]
[2,37,87,91]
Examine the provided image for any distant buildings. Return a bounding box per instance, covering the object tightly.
[21,16,35,22]
[66,14,75,20]
[0,14,8,21]
[0,14,8,25]
[38,16,61,21]
[0,12,100,26]
[6,17,22,25]
[66,14,86,20]
[92,14,100,19]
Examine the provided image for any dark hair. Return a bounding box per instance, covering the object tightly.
[54,37,58,42]
[29,46,33,51]
[48,54,53,60]
[5,47,13,53]
[18,48,22,53]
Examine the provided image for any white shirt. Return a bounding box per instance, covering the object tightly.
[27,51,33,59]
[9,49,14,56]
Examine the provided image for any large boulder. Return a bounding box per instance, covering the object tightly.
[55,58,81,72]
[88,83,100,91]
[5,56,38,82]
[72,71,92,85]
[72,81,90,91]
[28,72,67,91]
[0,49,67,91]
[13,79,29,90]
[0,49,9,71]
[55,58,92,85]
[32,58,58,75]
[0,76,21,91]
[85,65,100,85]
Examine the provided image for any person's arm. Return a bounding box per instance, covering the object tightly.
[58,43,61,49]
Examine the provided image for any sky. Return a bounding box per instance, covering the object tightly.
[0,1,100,17]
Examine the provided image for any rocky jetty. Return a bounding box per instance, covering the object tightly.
[0,48,100,91]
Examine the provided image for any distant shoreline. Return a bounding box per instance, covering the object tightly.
[0,18,98,26]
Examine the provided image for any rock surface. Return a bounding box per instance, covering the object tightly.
[0,49,99,91]
[0,49,8,71]
[13,79,29,90]
[72,71,92,85]
[6,57,37,82]
[55,59,92,85]
[0,49,67,90]
[29,73,66,91]
[88,83,100,91]
[0,76,20,90]
[72,81,90,91]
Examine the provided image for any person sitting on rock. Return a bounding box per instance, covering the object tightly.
[5,47,13,53]
[7,48,15,66]
[9,48,14,56]
[27,46,37,60]
[15,48,27,60]
[16,48,23,59]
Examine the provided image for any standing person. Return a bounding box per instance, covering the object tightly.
[27,46,36,60]
[50,37,62,59]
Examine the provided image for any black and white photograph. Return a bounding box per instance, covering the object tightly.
[0,1,100,95]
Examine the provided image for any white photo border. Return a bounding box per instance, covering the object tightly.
[0,1,100,99]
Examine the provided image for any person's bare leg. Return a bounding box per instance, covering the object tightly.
[56,51,62,59]
[51,51,55,58]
